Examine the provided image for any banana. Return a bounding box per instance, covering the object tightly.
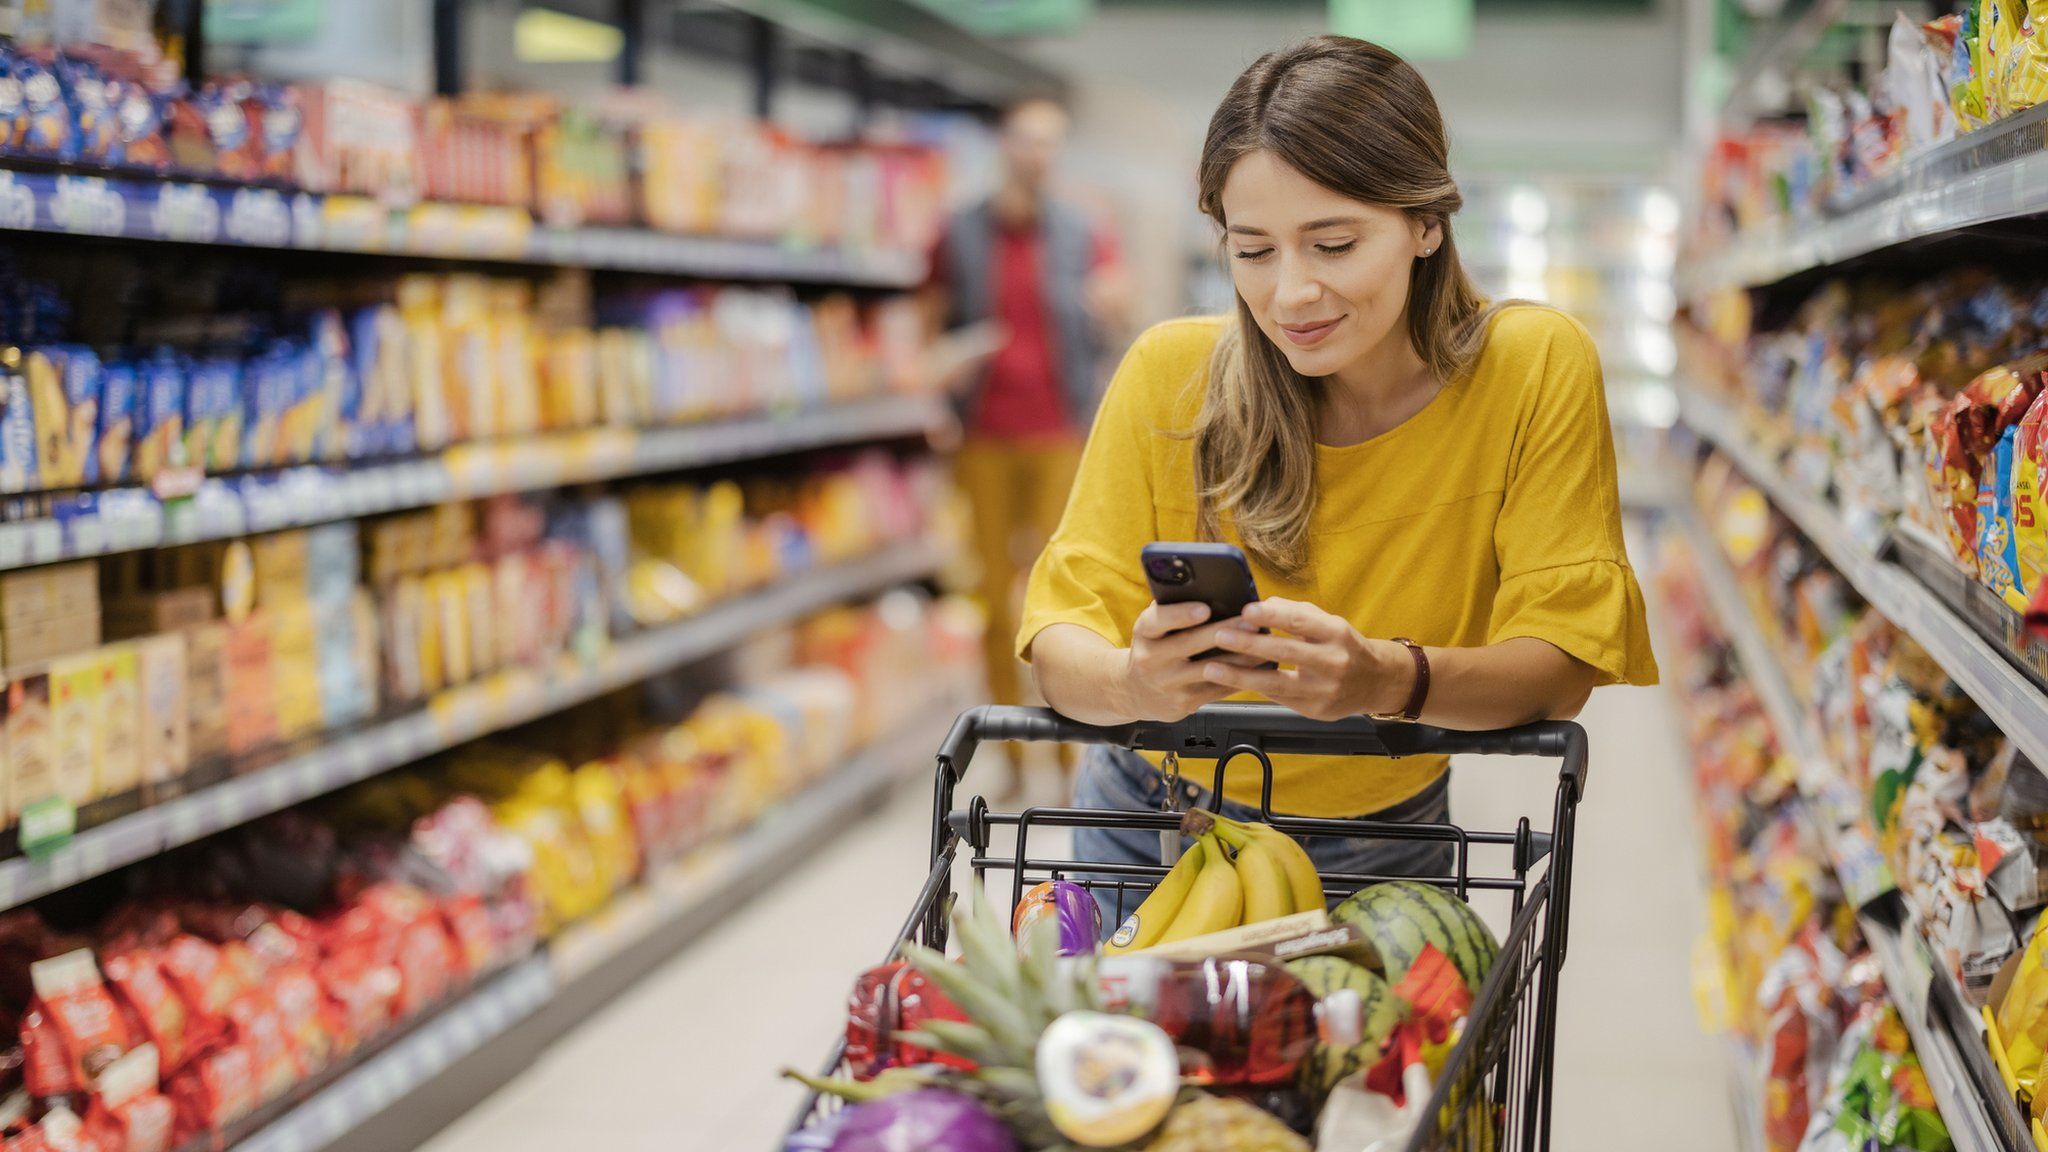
[1217,815,1326,915]
[1156,834,1243,944]
[1224,830,1294,925]
[1104,838,1208,954]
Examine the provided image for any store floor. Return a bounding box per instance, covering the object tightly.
[414,683,1732,1152]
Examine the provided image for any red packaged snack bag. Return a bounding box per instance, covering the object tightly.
[263,964,333,1076]
[439,895,494,980]
[83,1046,173,1152]
[22,953,132,1102]
[222,994,298,1105]
[97,954,185,1076]
[30,1108,102,1152]
[315,948,395,1053]
[164,1044,254,1144]
[155,937,243,1055]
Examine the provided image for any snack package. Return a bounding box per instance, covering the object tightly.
[196,81,258,183]
[1889,13,1961,151]
[2001,0,2048,116]
[1981,424,2029,610]
[99,952,187,1076]
[22,950,135,1102]
[59,56,118,167]
[12,55,74,162]
[164,1042,254,1144]
[0,357,39,494]
[82,1044,174,1152]
[26,346,100,490]
[131,351,183,482]
[94,361,134,486]
[109,80,167,173]
[182,357,240,476]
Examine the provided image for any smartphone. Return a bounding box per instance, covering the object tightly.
[1141,542,1263,661]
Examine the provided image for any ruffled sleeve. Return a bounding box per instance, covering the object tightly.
[1484,314,1658,687]
[1015,325,1171,661]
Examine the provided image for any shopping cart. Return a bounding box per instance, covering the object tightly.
[790,702,1589,1152]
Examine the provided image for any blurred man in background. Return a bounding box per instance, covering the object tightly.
[929,97,1130,796]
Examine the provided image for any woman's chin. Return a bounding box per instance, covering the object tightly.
[1276,344,1350,378]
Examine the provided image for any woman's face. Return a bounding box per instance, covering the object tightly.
[1218,150,1439,379]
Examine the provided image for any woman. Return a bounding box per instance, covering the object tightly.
[1016,36,1658,932]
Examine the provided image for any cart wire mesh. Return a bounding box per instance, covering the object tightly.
[790,703,1586,1152]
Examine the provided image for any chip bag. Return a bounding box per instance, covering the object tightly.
[1981,425,2029,610]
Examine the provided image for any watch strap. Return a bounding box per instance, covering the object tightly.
[1374,637,1430,723]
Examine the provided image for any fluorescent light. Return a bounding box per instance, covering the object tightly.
[515,7,623,63]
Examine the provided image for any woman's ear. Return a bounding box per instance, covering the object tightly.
[1417,218,1444,257]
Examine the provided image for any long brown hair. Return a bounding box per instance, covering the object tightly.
[1193,36,1499,580]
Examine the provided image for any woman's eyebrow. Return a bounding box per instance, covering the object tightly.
[1300,215,1364,231]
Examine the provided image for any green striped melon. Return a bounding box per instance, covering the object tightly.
[1284,956,1408,1097]
[1330,880,1499,993]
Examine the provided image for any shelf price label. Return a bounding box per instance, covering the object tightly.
[225,187,292,248]
[49,176,126,237]
[0,172,33,231]
[18,797,75,859]
[151,183,222,244]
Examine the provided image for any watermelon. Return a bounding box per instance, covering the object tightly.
[1330,880,1500,993]
[1282,956,1407,1097]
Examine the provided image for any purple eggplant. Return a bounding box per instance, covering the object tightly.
[1013,879,1102,957]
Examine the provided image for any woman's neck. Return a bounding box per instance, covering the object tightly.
[1317,318,1439,447]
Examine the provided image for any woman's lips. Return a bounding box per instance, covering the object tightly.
[1279,318,1341,347]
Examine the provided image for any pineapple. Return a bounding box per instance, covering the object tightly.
[1142,1094,1310,1152]
[893,891,1102,1150]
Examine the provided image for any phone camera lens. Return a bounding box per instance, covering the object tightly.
[1147,557,1191,585]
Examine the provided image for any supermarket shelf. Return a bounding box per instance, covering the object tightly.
[1674,505,1824,767]
[0,166,925,287]
[234,957,557,1152]
[0,541,948,911]
[230,691,963,1152]
[1673,503,2010,1149]
[0,393,945,574]
[1860,911,2018,1152]
[1679,386,2048,779]
[1684,102,2048,295]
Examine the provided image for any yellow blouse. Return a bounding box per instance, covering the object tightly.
[1018,307,1658,818]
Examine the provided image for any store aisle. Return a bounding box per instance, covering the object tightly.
[418,687,1728,1152]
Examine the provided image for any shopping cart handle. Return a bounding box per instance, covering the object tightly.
[936,704,1588,799]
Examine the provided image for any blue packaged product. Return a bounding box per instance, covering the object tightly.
[12,55,74,161]
[134,349,186,481]
[0,360,37,493]
[1981,424,2029,612]
[348,304,412,459]
[303,313,350,463]
[24,345,100,490]
[241,343,291,468]
[185,355,242,474]
[58,55,119,167]
[96,360,137,484]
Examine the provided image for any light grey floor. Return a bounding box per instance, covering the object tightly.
[411,681,1735,1152]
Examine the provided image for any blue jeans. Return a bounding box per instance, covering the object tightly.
[1070,743,1455,940]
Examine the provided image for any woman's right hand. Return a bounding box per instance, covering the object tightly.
[1115,601,1254,722]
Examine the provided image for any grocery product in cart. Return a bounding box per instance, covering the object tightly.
[785,703,1587,1151]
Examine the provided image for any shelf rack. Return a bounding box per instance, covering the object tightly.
[1674,502,2011,1151]
[227,688,963,1152]
[0,540,948,912]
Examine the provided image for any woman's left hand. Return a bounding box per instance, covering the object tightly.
[1203,598,1411,721]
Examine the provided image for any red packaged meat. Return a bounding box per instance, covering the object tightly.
[223,994,299,1104]
[22,952,133,1102]
[82,1045,173,1152]
[165,1043,255,1144]
[97,953,186,1076]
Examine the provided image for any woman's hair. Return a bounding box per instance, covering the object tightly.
[1191,35,1499,580]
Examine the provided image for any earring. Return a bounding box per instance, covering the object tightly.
[1422,247,1436,257]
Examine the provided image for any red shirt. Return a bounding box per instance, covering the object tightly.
[963,220,1118,441]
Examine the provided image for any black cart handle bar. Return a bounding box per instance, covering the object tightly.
[934,703,1588,801]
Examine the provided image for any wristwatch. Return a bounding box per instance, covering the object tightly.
[1369,637,1430,724]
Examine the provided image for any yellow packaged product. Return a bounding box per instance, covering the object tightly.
[571,761,638,899]
[489,281,541,438]
[398,277,452,451]
[47,652,101,807]
[2002,921,2048,1094]
[460,563,496,677]
[2016,388,2048,595]
[2003,2,2048,117]
[95,643,141,799]
[431,570,471,688]
[542,328,599,431]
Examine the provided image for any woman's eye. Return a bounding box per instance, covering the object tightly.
[1232,248,1274,262]
[1315,241,1357,255]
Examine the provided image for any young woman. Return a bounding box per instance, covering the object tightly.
[1015,36,1658,931]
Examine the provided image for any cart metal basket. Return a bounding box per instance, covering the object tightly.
[791,702,1589,1152]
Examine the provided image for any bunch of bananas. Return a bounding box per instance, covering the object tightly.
[1105,814,1325,954]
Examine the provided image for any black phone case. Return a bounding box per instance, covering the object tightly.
[1140,543,1264,661]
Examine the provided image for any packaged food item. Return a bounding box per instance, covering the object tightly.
[95,643,139,800]
[181,357,239,476]
[0,353,39,494]
[843,959,972,1080]
[99,952,187,1076]
[164,1042,255,1143]
[6,672,54,824]
[1037,1012,1180,1148]
[1982,424,2030,609]
[131,351,183,482]
[1013,880,1102,958]
[11,55,73,161]
[46,652,99,807]
[131,635,186,794]
[22,950,134,1101]
[59,56,118,167]
[94,360,134,486]
[82,1044,173,1152]
[26,347,99,490]
[110,80,167,173]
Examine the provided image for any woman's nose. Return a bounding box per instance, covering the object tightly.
[1275,257,1323,308]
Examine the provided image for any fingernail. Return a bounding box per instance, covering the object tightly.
[1202,663,1225,681]
[1188,603,1210,621]
[1241,604,1263,621]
